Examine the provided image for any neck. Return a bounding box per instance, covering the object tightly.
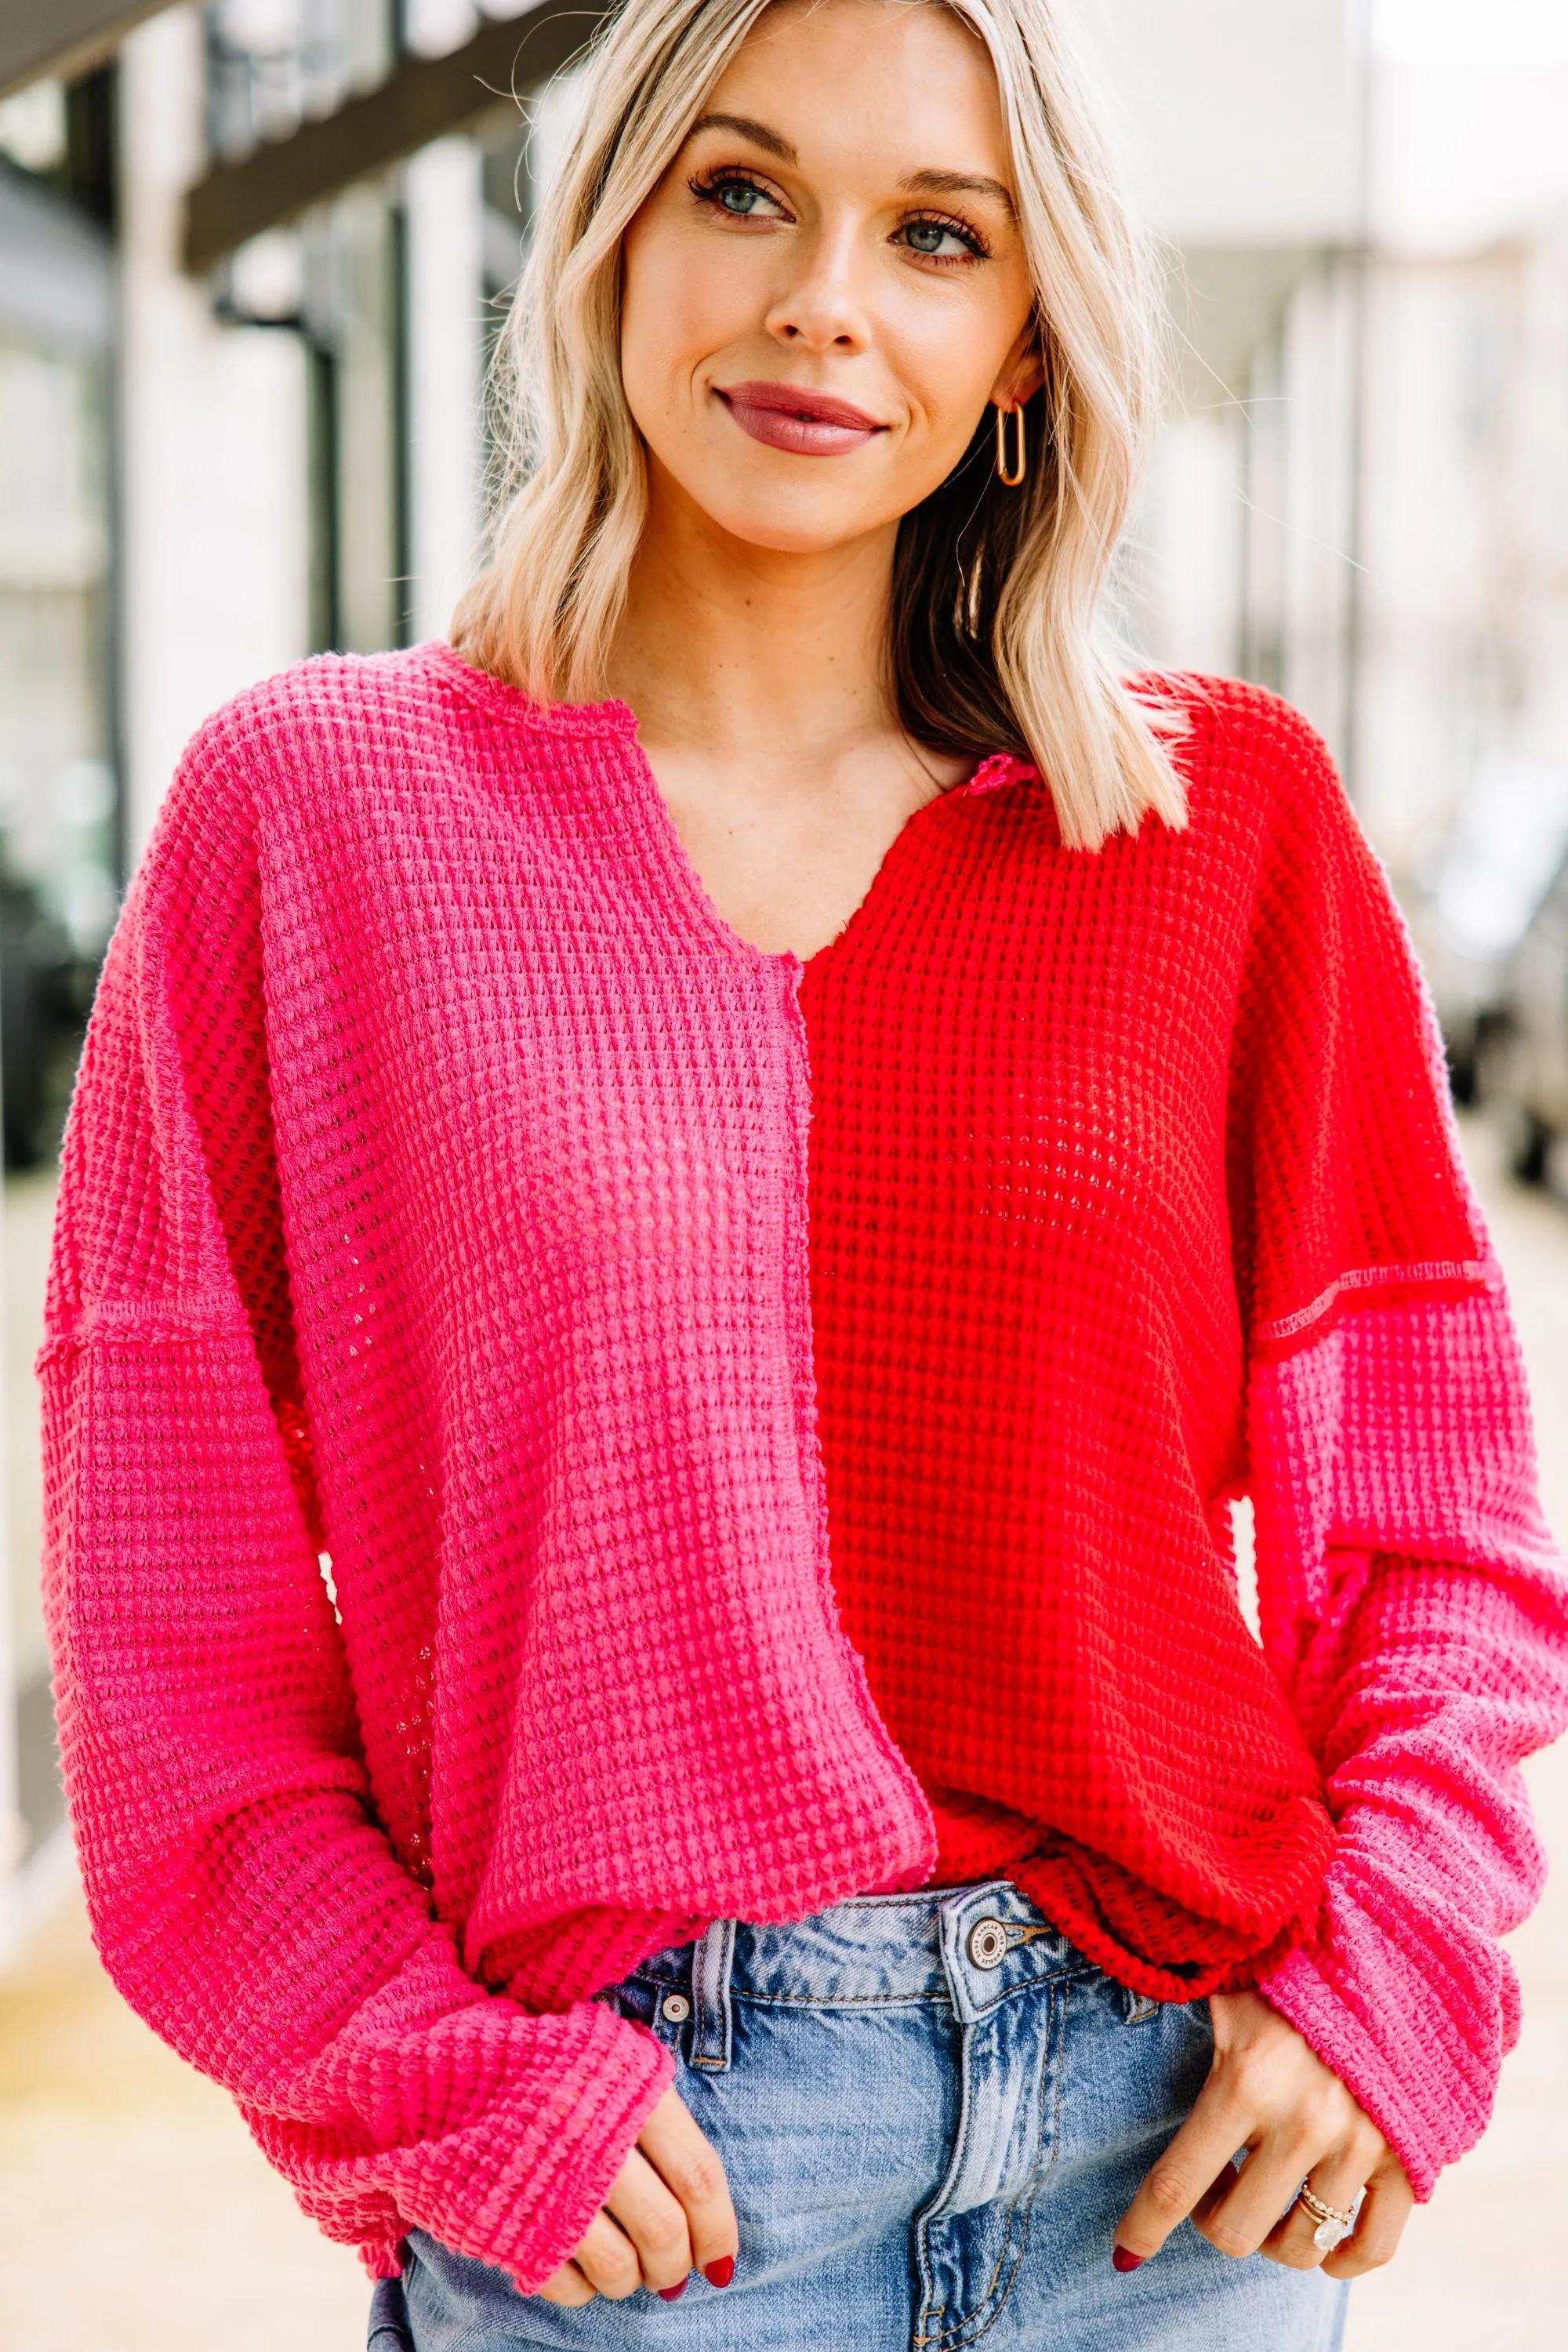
[605,469,900,766]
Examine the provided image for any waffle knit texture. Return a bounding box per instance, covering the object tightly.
[39,644,1567,2288]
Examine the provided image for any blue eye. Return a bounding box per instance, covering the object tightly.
[690,171,784,221]
[901,217,982,261]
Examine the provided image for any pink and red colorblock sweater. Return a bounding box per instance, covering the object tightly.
[40,643,1568,2292]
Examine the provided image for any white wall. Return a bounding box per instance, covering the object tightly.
[1370,1,1568,254]
[1075,0,1362,246]
[118,5,310,866]
[1373,60,1568,256]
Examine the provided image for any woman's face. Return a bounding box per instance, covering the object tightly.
[619,0,1044,557]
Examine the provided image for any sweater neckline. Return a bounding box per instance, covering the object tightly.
[619,731,1034,979]
[419,639,644,739]
[421,637,1035,974]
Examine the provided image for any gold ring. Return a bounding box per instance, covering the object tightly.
[1297,2185,1356,2253]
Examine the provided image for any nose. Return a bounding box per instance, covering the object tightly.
[762,216,873,354]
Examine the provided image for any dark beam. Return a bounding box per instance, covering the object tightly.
[0,0,165,100]
[183,5,609,274]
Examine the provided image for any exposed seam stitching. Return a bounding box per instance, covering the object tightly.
[39,1298,249,1352]
[1254,1258,1489,1345]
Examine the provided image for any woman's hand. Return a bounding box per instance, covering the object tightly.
[536,2085,739,2306]
[1114,1990,1414,2281]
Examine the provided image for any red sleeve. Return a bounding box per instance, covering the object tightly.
[1225,698,1487,1359]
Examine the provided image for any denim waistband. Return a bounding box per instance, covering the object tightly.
[626,1880,1103,2070]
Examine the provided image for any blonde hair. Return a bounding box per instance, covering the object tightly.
[452,0,1186,850]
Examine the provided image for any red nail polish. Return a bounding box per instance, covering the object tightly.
[657,2279,688,2301]
[1112,2246,1145,2274]
[703,2256,735,2288]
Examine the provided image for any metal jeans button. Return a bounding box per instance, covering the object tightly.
[967,1917,1008,1969]
[662,1991,691,2023]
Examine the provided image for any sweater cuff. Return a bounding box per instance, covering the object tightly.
[503,2005,677,2292]
[1257,1934,1508,2201]
[379,2000,676,2293]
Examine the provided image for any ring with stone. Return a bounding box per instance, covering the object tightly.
[1296,2184,1357,2253]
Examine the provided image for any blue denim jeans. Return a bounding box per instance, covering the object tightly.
[370,1880,1348,2350]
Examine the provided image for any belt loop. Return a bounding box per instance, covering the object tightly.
[688,1918,735,2071]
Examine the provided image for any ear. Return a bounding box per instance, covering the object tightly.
[990,329,1046,414]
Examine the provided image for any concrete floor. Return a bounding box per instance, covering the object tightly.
[0,1891,369,2350]
[2,1114,1565,2350]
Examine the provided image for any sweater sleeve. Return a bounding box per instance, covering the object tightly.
[1224,695,1568,2197]
[38,716,672,2288]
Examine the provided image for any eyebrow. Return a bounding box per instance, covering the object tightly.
[899,168,1018,220]
[686,113,798,162]
[684,118,1018,219]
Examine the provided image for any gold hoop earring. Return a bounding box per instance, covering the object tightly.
[995,402,1026,488]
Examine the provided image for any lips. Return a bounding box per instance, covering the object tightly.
[716,379,887,457]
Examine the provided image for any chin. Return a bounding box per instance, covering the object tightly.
[697,485,893,557]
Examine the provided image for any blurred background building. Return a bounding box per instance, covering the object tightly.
[0,0,578,1955]
[1,7,1567,2339]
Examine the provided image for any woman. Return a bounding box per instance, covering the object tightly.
[42,1,1568,2347]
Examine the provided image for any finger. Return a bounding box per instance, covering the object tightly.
[1194,2135,1327,2263]
[601,2146,695,2292]
[1321,2167,1416,2281]
[1264,2132,1382,2273]
[535,2259,597,2308]
[637,2085,739,2283]
[571,2211,649,2301]
[1116,2082,1258,2259]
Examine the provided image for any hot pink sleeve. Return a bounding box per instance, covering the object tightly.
[39,715,671,2288]
[1229,704,1568,2196]
[1250,1288,1568,2198]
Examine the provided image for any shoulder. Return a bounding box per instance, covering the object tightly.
[1137,672,1341,820]
[125,650,464,939]
[1131,670,1374,889]
[152,642,613,856]
[1144,683,1425,1063]
[171,644,492,793]
[196,637,629,784]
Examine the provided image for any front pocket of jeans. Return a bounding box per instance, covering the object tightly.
[367,2274,415,2350]
[670,1993,954,2289]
